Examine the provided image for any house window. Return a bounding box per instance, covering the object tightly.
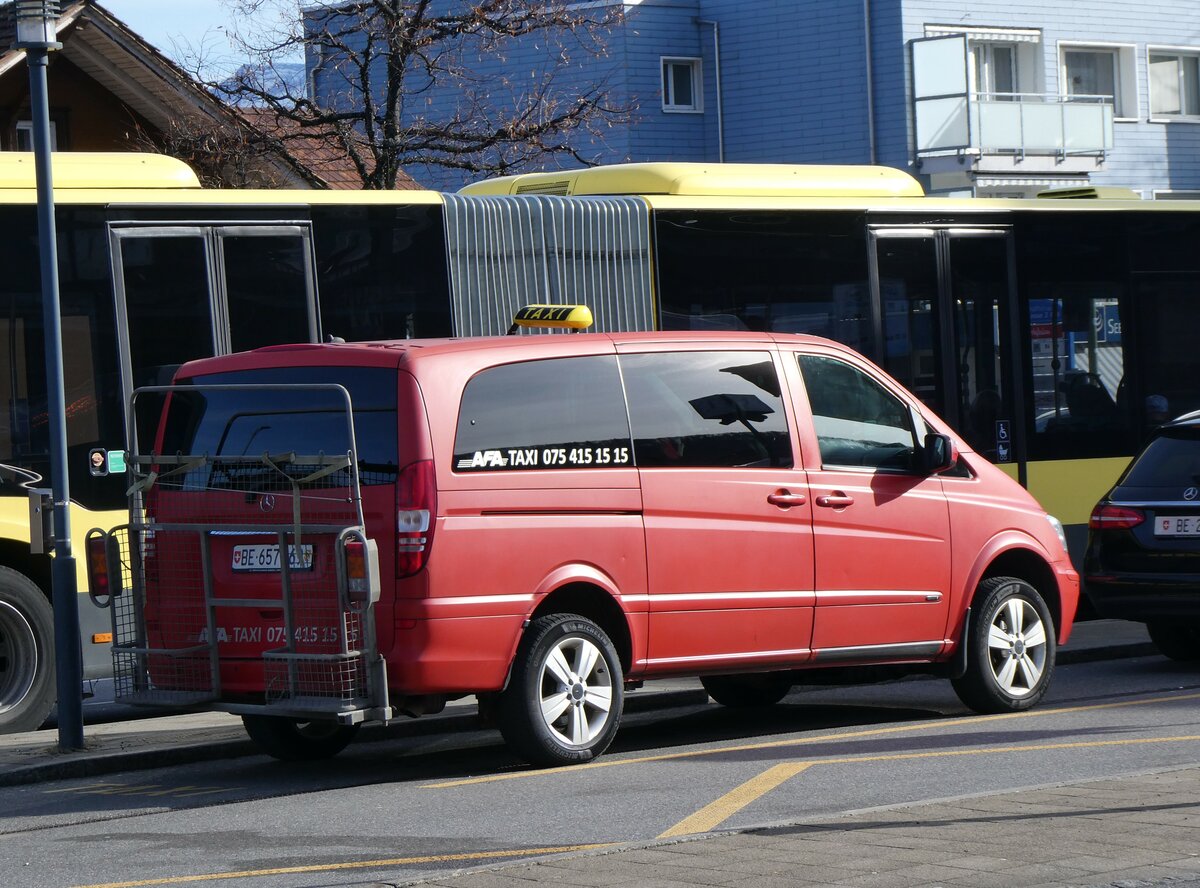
[15,120,57,151]
[661,58,702,112]
[1061,45,1135,118]
[1149,51,1200,118]
[974,43,1016,99]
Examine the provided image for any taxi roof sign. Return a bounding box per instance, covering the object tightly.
[508,304,594,334]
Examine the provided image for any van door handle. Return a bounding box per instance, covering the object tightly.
[815,493,855,508]
[767,490,807,508]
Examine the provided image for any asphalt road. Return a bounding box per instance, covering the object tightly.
[3,652,1200,888]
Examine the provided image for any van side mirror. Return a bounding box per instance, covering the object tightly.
[922,433,958,474]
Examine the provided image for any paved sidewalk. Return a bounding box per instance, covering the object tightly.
[0,619,1155,789]
[421,765,1200,888]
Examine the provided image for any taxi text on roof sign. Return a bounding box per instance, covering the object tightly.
[511,304,594,330]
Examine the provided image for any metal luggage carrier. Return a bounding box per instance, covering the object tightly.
[90,384,390,726]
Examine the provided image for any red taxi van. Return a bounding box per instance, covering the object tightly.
[89,323,1079,766]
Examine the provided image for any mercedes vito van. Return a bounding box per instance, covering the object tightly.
[90,323,1079,766]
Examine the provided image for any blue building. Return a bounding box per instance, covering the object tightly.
[309,1,1200,196]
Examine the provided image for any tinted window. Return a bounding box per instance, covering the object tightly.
[1016,213,1134,460]
[312,206,453,341]
[798,354,919,471]
[0,208,125,510]
[1120,429,1200,490]
[621,351,792,469]
[224,234,312,351]
[119,235,216,452]
[654,211,871,353]
[159,367,398,487]
[1131,278,1200,432]
[454,356,632,471]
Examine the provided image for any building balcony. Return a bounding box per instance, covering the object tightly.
[915,92,1114,176]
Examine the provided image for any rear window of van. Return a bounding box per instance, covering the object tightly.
[157,367,398,487]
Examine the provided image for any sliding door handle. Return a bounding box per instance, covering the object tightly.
[815,493,854,508]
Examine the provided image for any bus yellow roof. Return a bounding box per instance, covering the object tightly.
[459,162,926,199]
[0,152,202,190]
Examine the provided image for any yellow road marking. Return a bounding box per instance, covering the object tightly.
[658,735,1200,839]
[84,785,160,795]
[425,690,1200,789]
[658,762,813,838]
[43,783,125,794]
[44,784,237,799]
[73,844,617,888]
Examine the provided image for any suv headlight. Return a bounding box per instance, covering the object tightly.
[1045,514,1068,553]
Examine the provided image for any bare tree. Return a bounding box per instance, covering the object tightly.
[192,0,630,190]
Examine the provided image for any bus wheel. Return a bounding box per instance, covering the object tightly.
[242,715,360,761]
[0,568,55,733]
[498,614,623,767]
[702,673,791,708]
[952,577,1055,714]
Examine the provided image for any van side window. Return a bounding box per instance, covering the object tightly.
[454,355,633,471]
[620,351,792,468]
[797,354,919,471]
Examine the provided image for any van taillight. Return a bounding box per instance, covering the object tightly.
[1089,504,1145,530]
[397,460,436,577]
[345,539,367,579]
[343,538,380,603]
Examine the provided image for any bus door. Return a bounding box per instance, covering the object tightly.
[869,227,1023,473]
[110,225,317,446]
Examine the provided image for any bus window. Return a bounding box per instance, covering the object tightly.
[221,232,315,351]
[949,235,1011,460]
[1131,278,1200,429]
[312,206,453,341]
[1026,288,1129,459]
[653,211,872,353]
[873,235,942,412]
[0,209,124,510]
[115,234,216,449]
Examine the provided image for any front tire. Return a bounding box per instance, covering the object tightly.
[1147,621,1200,662]
[242,715,360,761]
[498,614,623,767]
[702,673,791,708]
[0,568,55,733]
[952,577,1055,713]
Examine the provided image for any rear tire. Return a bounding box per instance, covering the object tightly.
[702,673,791,708]
[952,577,1055,714]
[1147,621,1200,662]
[0,568,55,733]
[242,715,359,761]
[498,614,623,767]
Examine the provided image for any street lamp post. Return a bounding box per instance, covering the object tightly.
[14,0,83,751]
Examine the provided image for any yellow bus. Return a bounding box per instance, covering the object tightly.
[462,161,1197,570]
[1,154,1190,731]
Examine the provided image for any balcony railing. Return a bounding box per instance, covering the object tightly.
[915,92,1114,159]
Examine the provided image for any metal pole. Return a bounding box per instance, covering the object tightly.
[24,38,83,750]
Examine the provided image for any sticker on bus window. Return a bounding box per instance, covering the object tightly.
[454,445,632,472]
